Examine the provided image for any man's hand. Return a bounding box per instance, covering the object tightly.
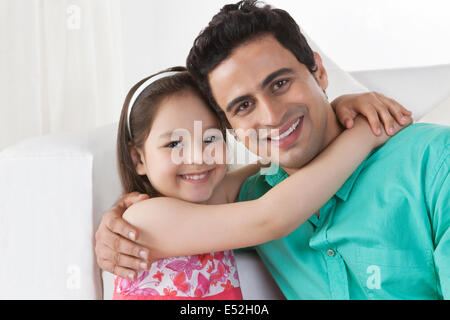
[95,192,150,281]
[332,92,413,136]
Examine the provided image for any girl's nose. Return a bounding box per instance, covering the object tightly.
[182,138,204,165]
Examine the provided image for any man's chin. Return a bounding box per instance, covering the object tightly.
[274,148,317,173]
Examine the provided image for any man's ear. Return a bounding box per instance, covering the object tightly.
[312,52,328,92]
[128,143,147,176]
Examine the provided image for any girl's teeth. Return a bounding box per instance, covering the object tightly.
[271,118,301,141]
[183,173,207,180]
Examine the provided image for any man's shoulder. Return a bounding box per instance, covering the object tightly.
[370,123,449,188]
[385,123,450,154]
[237,171,272,202]
[395,122,450,142]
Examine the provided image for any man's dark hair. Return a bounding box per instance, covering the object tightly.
[186,0,317,121]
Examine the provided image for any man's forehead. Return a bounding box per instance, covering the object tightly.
[208,34,302,107]
[210,34,295,78]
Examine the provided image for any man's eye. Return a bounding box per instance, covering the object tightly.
[235,101,252,115]
[166,141,182,148]
[273,79,289,91]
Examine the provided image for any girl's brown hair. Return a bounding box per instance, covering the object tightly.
[117,66,227,197]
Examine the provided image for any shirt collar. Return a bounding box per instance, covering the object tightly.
[264,165,289,187]
[264,150,376,201]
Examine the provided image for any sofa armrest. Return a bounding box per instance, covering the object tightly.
[0,123,121,299]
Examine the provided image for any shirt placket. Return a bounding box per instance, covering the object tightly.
[309,198,350,300]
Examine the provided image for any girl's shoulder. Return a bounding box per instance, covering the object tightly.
[122,196,185,224]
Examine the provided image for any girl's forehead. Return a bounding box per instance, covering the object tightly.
[149,91,221,135]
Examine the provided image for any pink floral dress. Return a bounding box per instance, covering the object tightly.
[113,250,242,300]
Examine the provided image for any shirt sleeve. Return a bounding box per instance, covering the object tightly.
[429,146,450,299]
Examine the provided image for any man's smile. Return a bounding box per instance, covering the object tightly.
[266,116,304,149]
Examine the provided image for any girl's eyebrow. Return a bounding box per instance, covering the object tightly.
[159,131,176,139]
[158,124,221,139]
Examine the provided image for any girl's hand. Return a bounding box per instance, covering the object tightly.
[352,113,408,148]
[331,92,413,136]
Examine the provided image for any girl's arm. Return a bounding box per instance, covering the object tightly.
[123,119,399,261]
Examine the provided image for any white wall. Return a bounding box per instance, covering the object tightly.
[120,0,450,90]
[275,0,450,71]
[120,0,230,89]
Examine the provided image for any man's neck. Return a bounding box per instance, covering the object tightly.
[283,112,344,176]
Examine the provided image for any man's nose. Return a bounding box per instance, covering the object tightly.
[257,96,285,127]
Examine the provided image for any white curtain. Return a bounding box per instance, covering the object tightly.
[0,0,124,150]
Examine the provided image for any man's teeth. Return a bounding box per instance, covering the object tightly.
[270,118,301,141]
[182,173,207,180]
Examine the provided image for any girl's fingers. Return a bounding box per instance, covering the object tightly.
[369,95,398,135]
[375,93,412,124]
[345,118,354,129]
[374,103,397,136]
[400,105,413,116]
[357,104,382,136]
[335,107,356,129]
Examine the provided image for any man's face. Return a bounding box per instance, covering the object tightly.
[208,34,332,171]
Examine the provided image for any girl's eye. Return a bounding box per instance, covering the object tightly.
[235,101,253,115]
[204,135,217,143]
[166,141,182,148]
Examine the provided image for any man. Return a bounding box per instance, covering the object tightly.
[95,1,449,299]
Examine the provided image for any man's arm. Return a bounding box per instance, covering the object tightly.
[94,192,151,281]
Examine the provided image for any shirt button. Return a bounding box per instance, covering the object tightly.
[326,249,335,257]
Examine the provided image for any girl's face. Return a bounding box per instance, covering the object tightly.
[133,90,227,203]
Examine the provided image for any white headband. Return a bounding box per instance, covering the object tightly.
[127,71,181,138]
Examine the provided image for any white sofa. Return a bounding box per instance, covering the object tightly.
[1,64,449,300]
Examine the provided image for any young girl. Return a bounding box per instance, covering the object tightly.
[113,67,411,299]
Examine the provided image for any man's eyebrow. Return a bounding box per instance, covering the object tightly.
[225,68,295,113]
[261,68,295,89]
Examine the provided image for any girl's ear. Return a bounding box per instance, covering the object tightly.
[128,143,147,176]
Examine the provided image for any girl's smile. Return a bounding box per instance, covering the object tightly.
[178,168,216,184]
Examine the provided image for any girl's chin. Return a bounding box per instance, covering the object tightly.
[184,192,212,203]
[180,188,214,204]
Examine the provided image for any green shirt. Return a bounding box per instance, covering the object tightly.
[238,123,450,300]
